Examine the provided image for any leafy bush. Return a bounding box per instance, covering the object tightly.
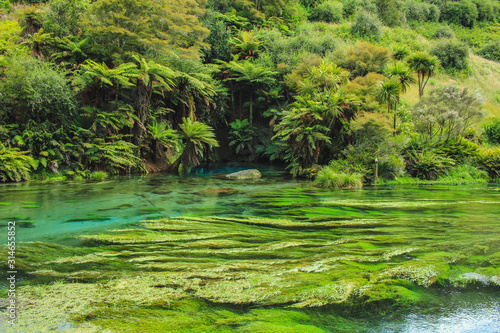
[474,0,498,22]
[440,0,478,28]
[0,56,76,126]
[342,42,390,77]
[406,149,455,180]
[375,0,402,27]
[229,119,257,156]
[412,86,485,145]
[0,144,37,182]
[431,40,469,72]
[351,10,382,40]
[404,0,440,22]
[310,1,343,23]
[476,147,500,178]
[483,118,500,144]
[433,26,455,39]
[478,40,500,62]
[340,0,377,17]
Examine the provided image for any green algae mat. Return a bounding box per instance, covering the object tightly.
[0,180,499,332]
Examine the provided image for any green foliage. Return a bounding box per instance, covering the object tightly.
[0,20,25,55]
[431,40,469,72]
[89,170,108,181]
[412,86,486,145]
[478,40,500,62]
[314,164,364,188]
[483,118,500,144]
[0,144,37,182]
[406,149,455,180]
[407,52,439,97]
[404,0,440,22]
[342,42,390,77]
[231,30,262,60]
[440,0,478,28]
[273,98,331,177]
[434,136,480,161]
[345,73,385,112]
[476,147,500,177]
[391,44,410,61]
[83,0,209,60]
[84,139,141,173]
[433,26,455,39]
[309,1,343,23]
[376,78,401,129]
[0,56,76,126]
[202,13,232,63]
[147,120,179,161]
[375,0,402,27]
[229,119,257,155]
[256,24,341,68]
[177,118,219,173]
[351,10,382,40]
[42,0,90,37]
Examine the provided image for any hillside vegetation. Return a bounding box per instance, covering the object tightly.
[0,0,499,184]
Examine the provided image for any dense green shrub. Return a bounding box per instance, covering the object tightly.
[42,0,90,37]
[351,10,383,40]
[440,0,478,28]
[412,86,485,145]
[229,119,257,156]
[310,1,343,23]
[406,149,455,180]
[202,14,232,63]
[473,0,498,22]
[375,0,403,27]
[483,118,500,144]
[433,26,455,39]
[404,0,440,22]
[340,0,376,17]
[476,147,500,177]
[342,42,390,77]
[478,40,500,62]
[431,40,469,71]
[0,56,76,126]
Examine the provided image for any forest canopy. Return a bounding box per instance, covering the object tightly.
[0,0,499,183]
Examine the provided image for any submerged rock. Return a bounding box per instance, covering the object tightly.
[197,188,239,197]
[224,169,262,180]
[152,190,172,195]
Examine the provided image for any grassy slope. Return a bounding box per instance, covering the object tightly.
[401,52,500,120]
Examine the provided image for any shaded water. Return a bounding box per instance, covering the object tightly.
[0,166,499,332]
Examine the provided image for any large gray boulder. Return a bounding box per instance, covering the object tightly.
[225,169,262,180]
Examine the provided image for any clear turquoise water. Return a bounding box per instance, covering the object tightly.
[0,166,499,332]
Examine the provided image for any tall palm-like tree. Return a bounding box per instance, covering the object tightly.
[230,31,262,60]
[272,98,331,177]
[384,62,416,94]
[147,120,179,162]
[173,117,219,173]
[376,78,401,131]
[51,37,89,66]
[174,71,216,120]
[80,60,138,105]
[302,62,350,100]
[226,60,276,125]
[132,55,176,144]
[407,52,439,98]
[24,28,54,59]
